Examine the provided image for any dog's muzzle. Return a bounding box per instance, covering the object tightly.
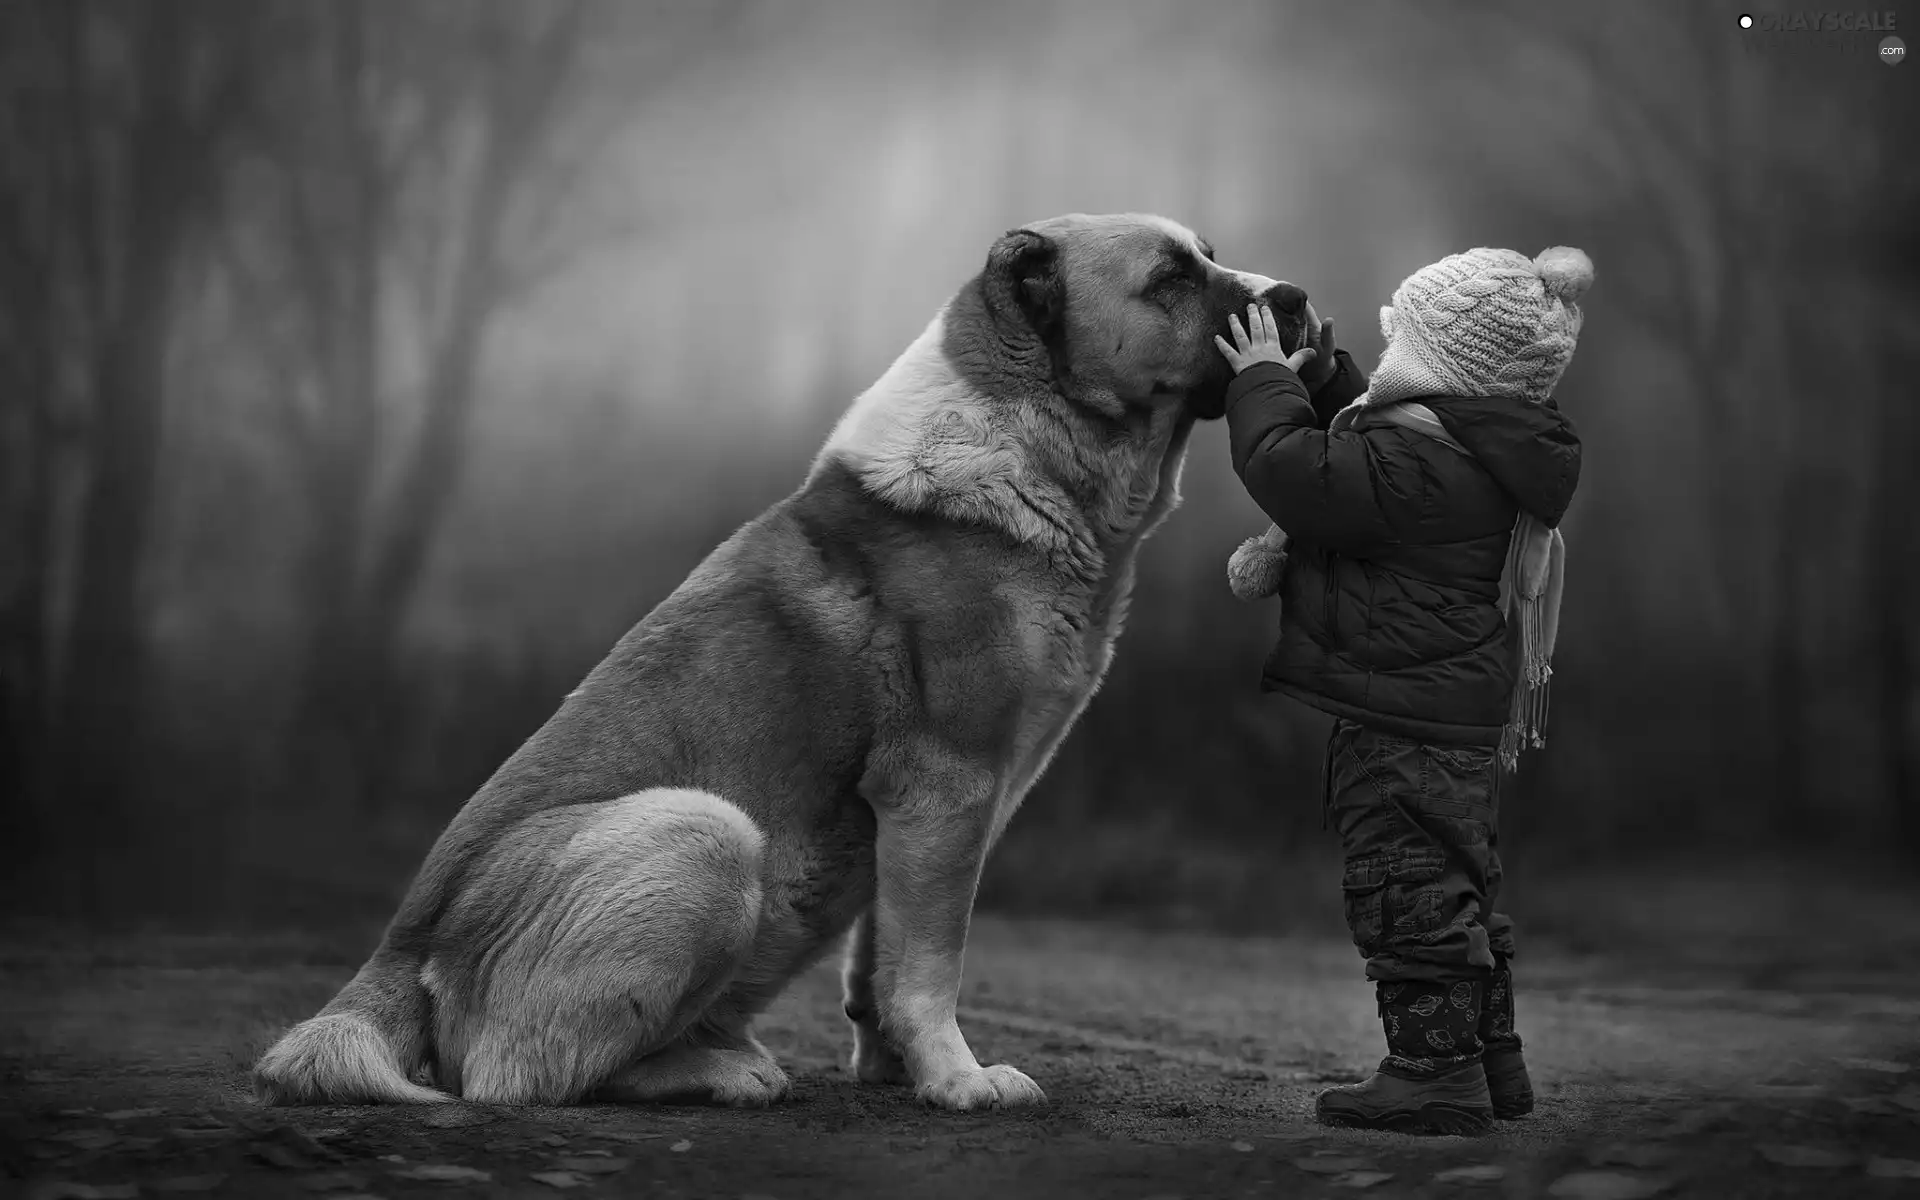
[1186,278,1312,420]
[1260,282,1311,350]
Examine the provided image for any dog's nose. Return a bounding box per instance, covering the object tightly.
[1264,282,1307,316]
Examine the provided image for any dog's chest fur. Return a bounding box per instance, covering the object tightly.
[803,315,1195,846]
[989,416,1192,840]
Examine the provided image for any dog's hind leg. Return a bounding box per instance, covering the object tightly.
[254,947,450,1105]
[596,967,795,1107]
[433,789,766,1105]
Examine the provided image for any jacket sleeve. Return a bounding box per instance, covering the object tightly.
[1308,348,1368,428]
[1224,360,1400,551]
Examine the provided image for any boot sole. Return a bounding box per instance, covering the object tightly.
[1318,1102,1494,1137]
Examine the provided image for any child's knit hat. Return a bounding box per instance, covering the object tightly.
[1368,245,1593,406]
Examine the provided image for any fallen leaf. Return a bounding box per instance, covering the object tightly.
[1840,1097,1898,1116]
[567,1148,612,1157]
[1866,1157,1920,1179]
[229,1112,285,1135]
[102,1107,165,1121]
[1262,1128,1324,1143]
[28,1185,141,1200]
[302,1171,370,1191]
[1650,1103,1740,1138]
[1295,1157,1377,1175]
[1838,1057,1910,1074]
[153,1176,230,1194]
[531,1172,591,1190]
[391,1163,492,1183]
[173,1113,229,1130]
[538,1134,568,1148]
[1756,1144,1855,1169]
[1230,1140,1255,1153]
[252,1142,312,1170]
[1333,1171,1395,1189]
[266,1125,341,1160]
[1588,1144,1673,1169]
[169,1127,238,1141]
[669,1139,692,1153]
[555,1156,632,1175]
[377,1154,406,1163]
[1434,1164,1506,1183]
[595,1130,668,1143]
[1545,1171,1669,1200]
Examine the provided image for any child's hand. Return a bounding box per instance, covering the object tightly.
[1297,304,1339,389]
[1215,303,1316,376]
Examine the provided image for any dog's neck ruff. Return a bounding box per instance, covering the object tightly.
[810,307,1190,582]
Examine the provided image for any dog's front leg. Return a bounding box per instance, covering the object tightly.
[866,757,1046,1112]
[841,909,908,1084]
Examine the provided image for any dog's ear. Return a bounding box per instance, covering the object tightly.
[983,228,1064,344]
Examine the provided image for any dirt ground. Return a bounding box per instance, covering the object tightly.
[4,913,1920,1199]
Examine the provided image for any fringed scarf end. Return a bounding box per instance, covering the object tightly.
[1497,513,1566,774]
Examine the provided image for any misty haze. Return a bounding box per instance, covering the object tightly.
[2,1,1916,1196]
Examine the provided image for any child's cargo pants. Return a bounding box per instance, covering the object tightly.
[1323,718,1515,983]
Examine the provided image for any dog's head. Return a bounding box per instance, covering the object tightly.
[978,212,1306,420]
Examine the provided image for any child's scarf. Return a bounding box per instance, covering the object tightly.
[1227,394,1566,772]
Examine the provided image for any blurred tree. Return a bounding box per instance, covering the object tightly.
[0,2,72,826]
[1439,2,1841,836]
[216,0,593,807]
[1871,100,1920,861]
[0,0,265,839]
[222,0,746,808]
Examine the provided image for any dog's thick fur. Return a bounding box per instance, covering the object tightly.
[255,213,1306,1112]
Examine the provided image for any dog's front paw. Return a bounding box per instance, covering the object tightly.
[849,1026,910,1085]
[915,1063,1047,1112]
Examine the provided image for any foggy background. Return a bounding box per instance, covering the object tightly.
[3,0,1914,936]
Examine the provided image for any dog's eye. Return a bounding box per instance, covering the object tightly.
[1146,275,1189,310]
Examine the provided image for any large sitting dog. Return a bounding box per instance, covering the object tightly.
[255,213,1307,1112]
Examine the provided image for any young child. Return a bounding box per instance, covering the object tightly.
[1212,246,1592,1136]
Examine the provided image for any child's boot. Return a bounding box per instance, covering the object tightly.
[1480,959,1534,1117]
[1316,979,1494,1136]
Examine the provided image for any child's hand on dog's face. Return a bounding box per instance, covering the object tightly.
[1215,303,1317,377]
[1297,303,1339,388]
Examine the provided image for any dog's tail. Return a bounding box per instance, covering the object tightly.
[254,950,453,1105]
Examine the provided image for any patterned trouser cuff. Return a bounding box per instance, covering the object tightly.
[1382,1051,1482,1079]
